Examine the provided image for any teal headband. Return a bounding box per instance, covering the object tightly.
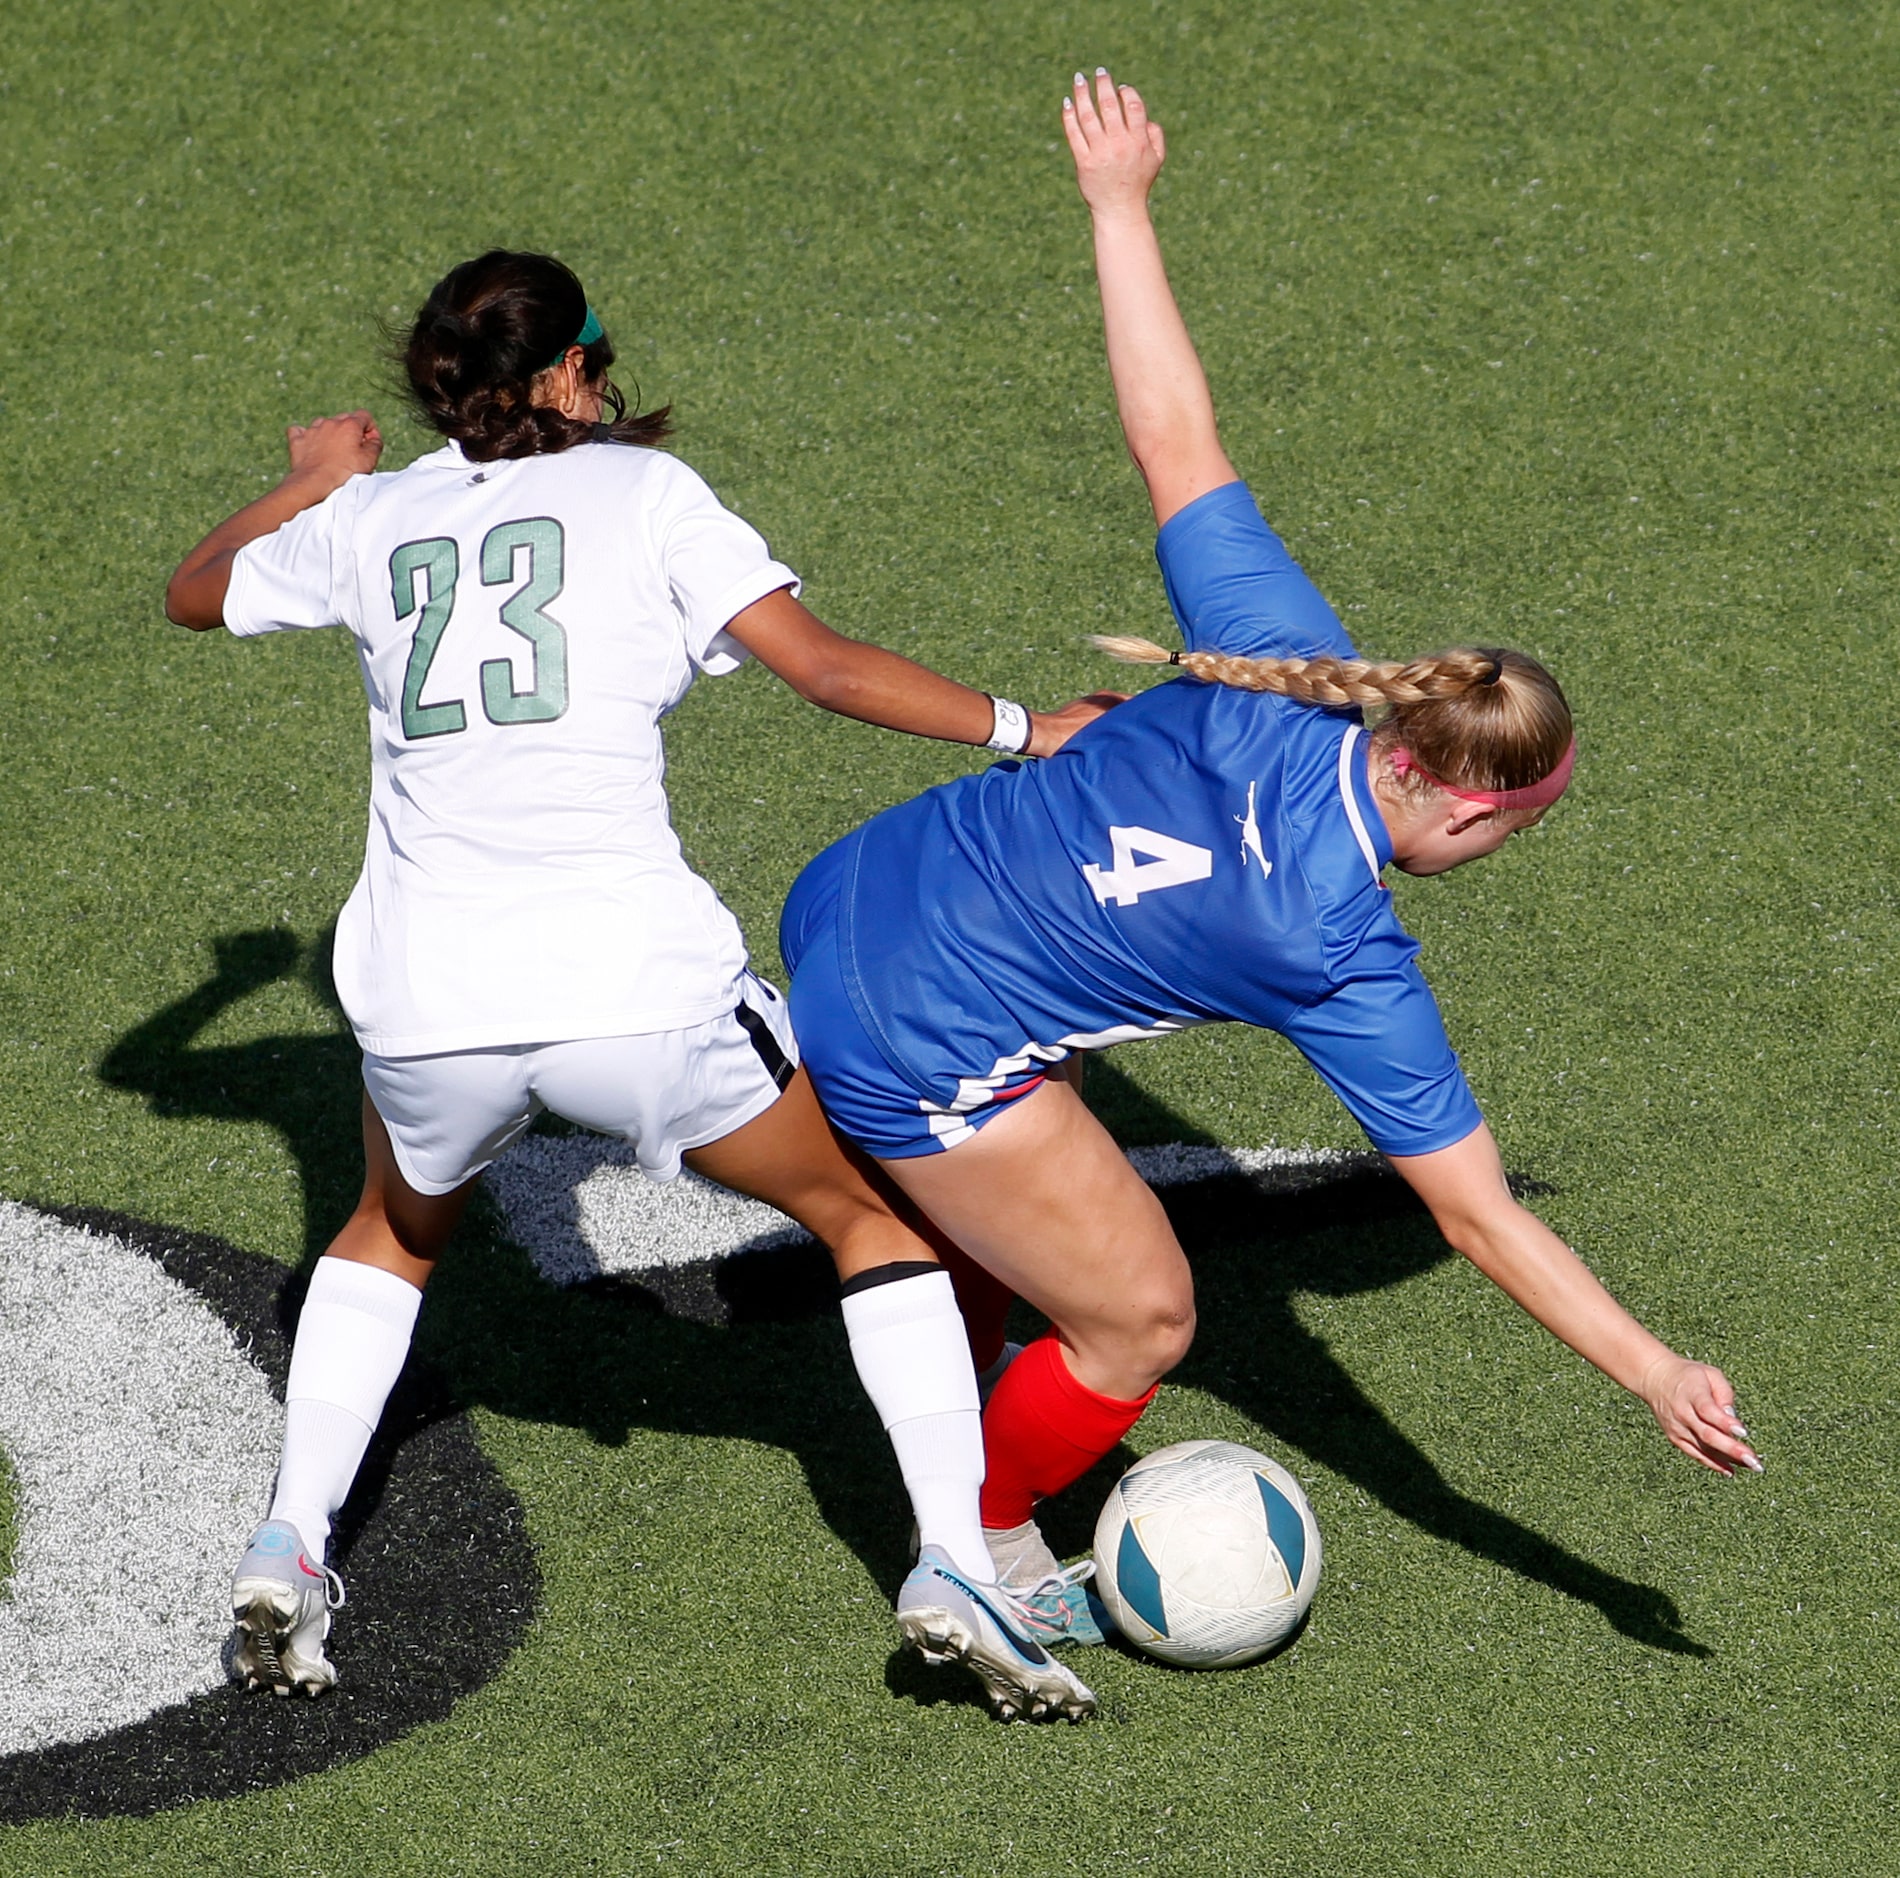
[541,304,603,370]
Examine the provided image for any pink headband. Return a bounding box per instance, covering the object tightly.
[1389,738,1577,813]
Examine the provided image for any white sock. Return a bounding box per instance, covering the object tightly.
[840,1265,992,1585]
[267,1257,423,1563]
[268,1400,374,1564]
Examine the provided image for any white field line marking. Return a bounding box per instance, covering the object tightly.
[485,1136,1368,1285]
[0,1203,281,1754]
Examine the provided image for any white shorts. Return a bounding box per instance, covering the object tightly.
[361,972,798,1196]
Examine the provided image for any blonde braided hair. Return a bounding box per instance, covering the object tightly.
[1091,635,1573,799]
[1090,636,1502,707]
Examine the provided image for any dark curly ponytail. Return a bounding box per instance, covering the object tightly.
[400,250,671,462]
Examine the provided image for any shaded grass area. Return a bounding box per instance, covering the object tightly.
[0,1209,536,1827]
[2,0,1896,1871]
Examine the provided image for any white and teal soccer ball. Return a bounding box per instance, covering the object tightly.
[1093,1439,1322,1669]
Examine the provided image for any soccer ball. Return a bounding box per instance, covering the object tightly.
[1092,1439,1322,1669]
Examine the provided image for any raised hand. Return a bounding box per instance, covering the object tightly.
[1062,66,1166,215]
[285,409,383,493]
[166,410,384,628]
[1058,66,1235,525]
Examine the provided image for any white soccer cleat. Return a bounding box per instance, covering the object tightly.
[229,1519,345,1696]
[897,1545,1096,1722]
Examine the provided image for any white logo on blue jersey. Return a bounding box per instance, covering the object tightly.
[1236,780,1271,876]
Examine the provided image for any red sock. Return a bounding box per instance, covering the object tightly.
[978,1335,1157,1530]
[939,1244,1015,1373]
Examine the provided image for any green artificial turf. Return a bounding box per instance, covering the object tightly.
[0,1446,16,1600]
[3,0,1898,1870]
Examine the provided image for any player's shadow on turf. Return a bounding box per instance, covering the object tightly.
[96,927,480,1576]
[1051,1058,1710,1661]
[99,927,371,1264]
[96,927,1002,1691]
[101,931,1709,1681]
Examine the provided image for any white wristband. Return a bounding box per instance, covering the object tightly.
[986,695,1032,755]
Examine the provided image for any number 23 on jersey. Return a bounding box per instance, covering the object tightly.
[390,517,569,739]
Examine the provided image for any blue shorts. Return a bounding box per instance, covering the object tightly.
[782,835,1052,1161]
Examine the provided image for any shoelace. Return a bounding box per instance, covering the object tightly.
[1018,1558,1096,1606]
[319,1563,347,1612]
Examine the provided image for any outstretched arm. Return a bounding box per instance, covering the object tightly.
[1063,68,1237,527]
[1389,1124,1762,1476]
[166,411,383,629]
[723,587,1121,759]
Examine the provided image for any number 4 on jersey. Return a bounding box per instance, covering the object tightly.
[1082,826,1214,908]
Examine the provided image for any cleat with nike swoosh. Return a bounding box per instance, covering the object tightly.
[896,1545,1096,1722]
[229,1520,345,1696]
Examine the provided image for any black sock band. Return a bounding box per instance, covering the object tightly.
[838,1259,942,1299]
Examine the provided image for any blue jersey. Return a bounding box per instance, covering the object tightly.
[783,481,1481,1161]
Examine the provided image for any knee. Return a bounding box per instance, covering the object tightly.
[1146,1299,1197,1378]
[1125,1288,1196,1385]
[807,1195,929,1283]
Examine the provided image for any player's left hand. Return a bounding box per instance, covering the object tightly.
[1063,67,1166,216]
[1640,1353,1762,1476]
[1029,691,1128,757]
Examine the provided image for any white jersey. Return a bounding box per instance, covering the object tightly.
[225,439,797,1055]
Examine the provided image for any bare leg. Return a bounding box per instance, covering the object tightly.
[874,1076,1189,1588]
[684,1067,1017,1592]
[322,1093,478,1290]
[683,1066,945,1279]
[875,1075,1194,1401]
[346,1069,931,1289]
